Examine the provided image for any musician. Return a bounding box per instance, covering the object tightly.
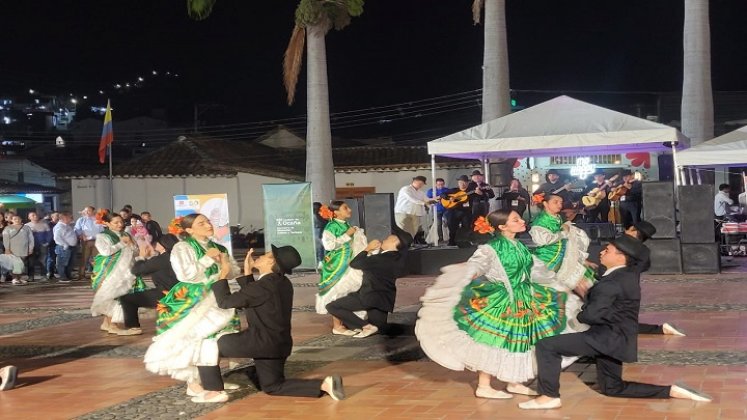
[426,178,449,243]
[444,175,473,247]
[617,170,642,228]
[468,170,495,219]
[502,178,530,218]
[536,169,573,209]
[583,171,611,223]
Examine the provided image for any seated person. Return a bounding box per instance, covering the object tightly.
[193,245,345,403]
[325,230,412,338]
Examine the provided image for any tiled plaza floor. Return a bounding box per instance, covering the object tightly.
[1,257,746,419]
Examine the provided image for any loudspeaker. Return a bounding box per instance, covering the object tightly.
[642,182,676,238]
[657,154,675,181]
[575,223,616,242]
[681,243,720,274]
[362,193,395,241]
[342,198,364,229]
[679,185,716,244]
[647,238,682,274]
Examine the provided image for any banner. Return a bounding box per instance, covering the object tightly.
[262,183,316,270]
[173,193,232,254]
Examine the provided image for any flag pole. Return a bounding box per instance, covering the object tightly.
[108,143,113,210]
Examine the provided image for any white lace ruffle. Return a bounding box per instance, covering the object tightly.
[555,226,592,290]
[315,229,368,315]
[143,292,235,383]
[90,237,138,323]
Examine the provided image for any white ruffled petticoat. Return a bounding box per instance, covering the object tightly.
[315,229,368,314]
[90,235,139,324]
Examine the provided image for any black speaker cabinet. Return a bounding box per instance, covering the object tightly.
[681,243,720,274]
[679,185,716,244]
[575,223,616,242]
[342,198,364,229]
[362,193,395,241]
[647,238,682,274]
[642,182,676,238]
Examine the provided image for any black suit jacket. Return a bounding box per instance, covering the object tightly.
[577,267,640,362]
[349,250,402,312]
[211,273,294,359]
[130,252,178,292]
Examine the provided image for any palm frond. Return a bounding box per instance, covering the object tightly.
[472,0,483,25]
[187,0,217,21]
[283,25,306,105]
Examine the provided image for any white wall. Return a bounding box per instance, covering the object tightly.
[71,173,291,231]
[335,167,479,195]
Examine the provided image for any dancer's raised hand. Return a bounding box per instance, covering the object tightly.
[244,248,255,275]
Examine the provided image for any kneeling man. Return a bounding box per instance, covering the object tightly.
[326,230,412,338]
[520,235,710,410]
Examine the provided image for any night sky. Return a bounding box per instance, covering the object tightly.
[2,0,747,134]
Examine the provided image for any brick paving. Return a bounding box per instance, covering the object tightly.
[1,261,746,419]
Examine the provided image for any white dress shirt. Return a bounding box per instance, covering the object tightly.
[714,191,733,217]
[53,222,79,249]
[394,184,428,216]
[74,215,104,240]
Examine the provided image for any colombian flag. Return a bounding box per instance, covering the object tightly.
[98,100,113,164]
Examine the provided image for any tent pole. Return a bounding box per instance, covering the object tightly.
[670,142,681,187]
[431,154,438,246]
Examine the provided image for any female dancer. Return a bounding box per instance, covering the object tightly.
[91,210,144,333]
[530,194,595,295]
[417,210,584,399]
[144,214,239,396]
[316,201,367,335]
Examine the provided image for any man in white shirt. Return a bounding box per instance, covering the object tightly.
[60,211,81,282]
[394,176,434,238]
[74,206,103,280]
[714,184,733,218]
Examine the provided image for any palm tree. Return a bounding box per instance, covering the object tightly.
[473,0,514,185]
[187,0,363,203]
[681,0,714,184]
[284,0,364,203]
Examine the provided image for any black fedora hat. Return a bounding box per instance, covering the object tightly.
[610,235,646,262]
[633,221,657,242]
[391,227,413,251]
[546,169,560,176]
[271,244,302,275]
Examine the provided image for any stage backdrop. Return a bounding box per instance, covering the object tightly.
[262,183,316,270]
[174,193,232,254]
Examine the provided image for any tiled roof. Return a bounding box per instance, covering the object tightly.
[61,136,305,180]
[0,179,64,194]
[332,145,479,172]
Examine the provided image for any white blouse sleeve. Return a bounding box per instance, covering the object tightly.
[529,226,567,246]
[322,229,351,251]
[466,244,514,302]
[170,242,216,284]
[94,233,125,256]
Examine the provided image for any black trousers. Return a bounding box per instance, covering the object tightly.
[446,209,471,246]
[585,203,610,223]
[619,202,641,228]
[535,333,671,399]
[196,335,323,397]
[325,293,389,330]
[638,323,663,334]
[119,289,163,328]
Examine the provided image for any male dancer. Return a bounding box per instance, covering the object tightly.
[326,230,412,338]
[519,235,710,409]
[624,221,686,336]
[193,245,345,403]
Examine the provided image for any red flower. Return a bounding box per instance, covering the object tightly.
[473,216,495,234]
[625,153,651,169]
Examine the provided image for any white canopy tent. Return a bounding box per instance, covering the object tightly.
[428,95,688,159]
[423,96,688,245]
[677,125,747,167]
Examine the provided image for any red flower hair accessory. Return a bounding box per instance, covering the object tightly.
[473,216,495,234]
[168,217,185,235]
[531,192,545,205]
[318,204,334,221]
[94,208,110,225]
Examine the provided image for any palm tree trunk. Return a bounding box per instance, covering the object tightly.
[305,23,336,203]
[482,0,514,186]
[482,0,510,122]
[681,0,714,147]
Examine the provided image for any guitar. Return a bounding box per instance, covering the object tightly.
[532,181,583,204]
[440,185,493,209]
[608,180,635,201]
[581,174,620,208]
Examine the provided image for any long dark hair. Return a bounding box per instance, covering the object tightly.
[178,213,203,239]
[486,209,513,234]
